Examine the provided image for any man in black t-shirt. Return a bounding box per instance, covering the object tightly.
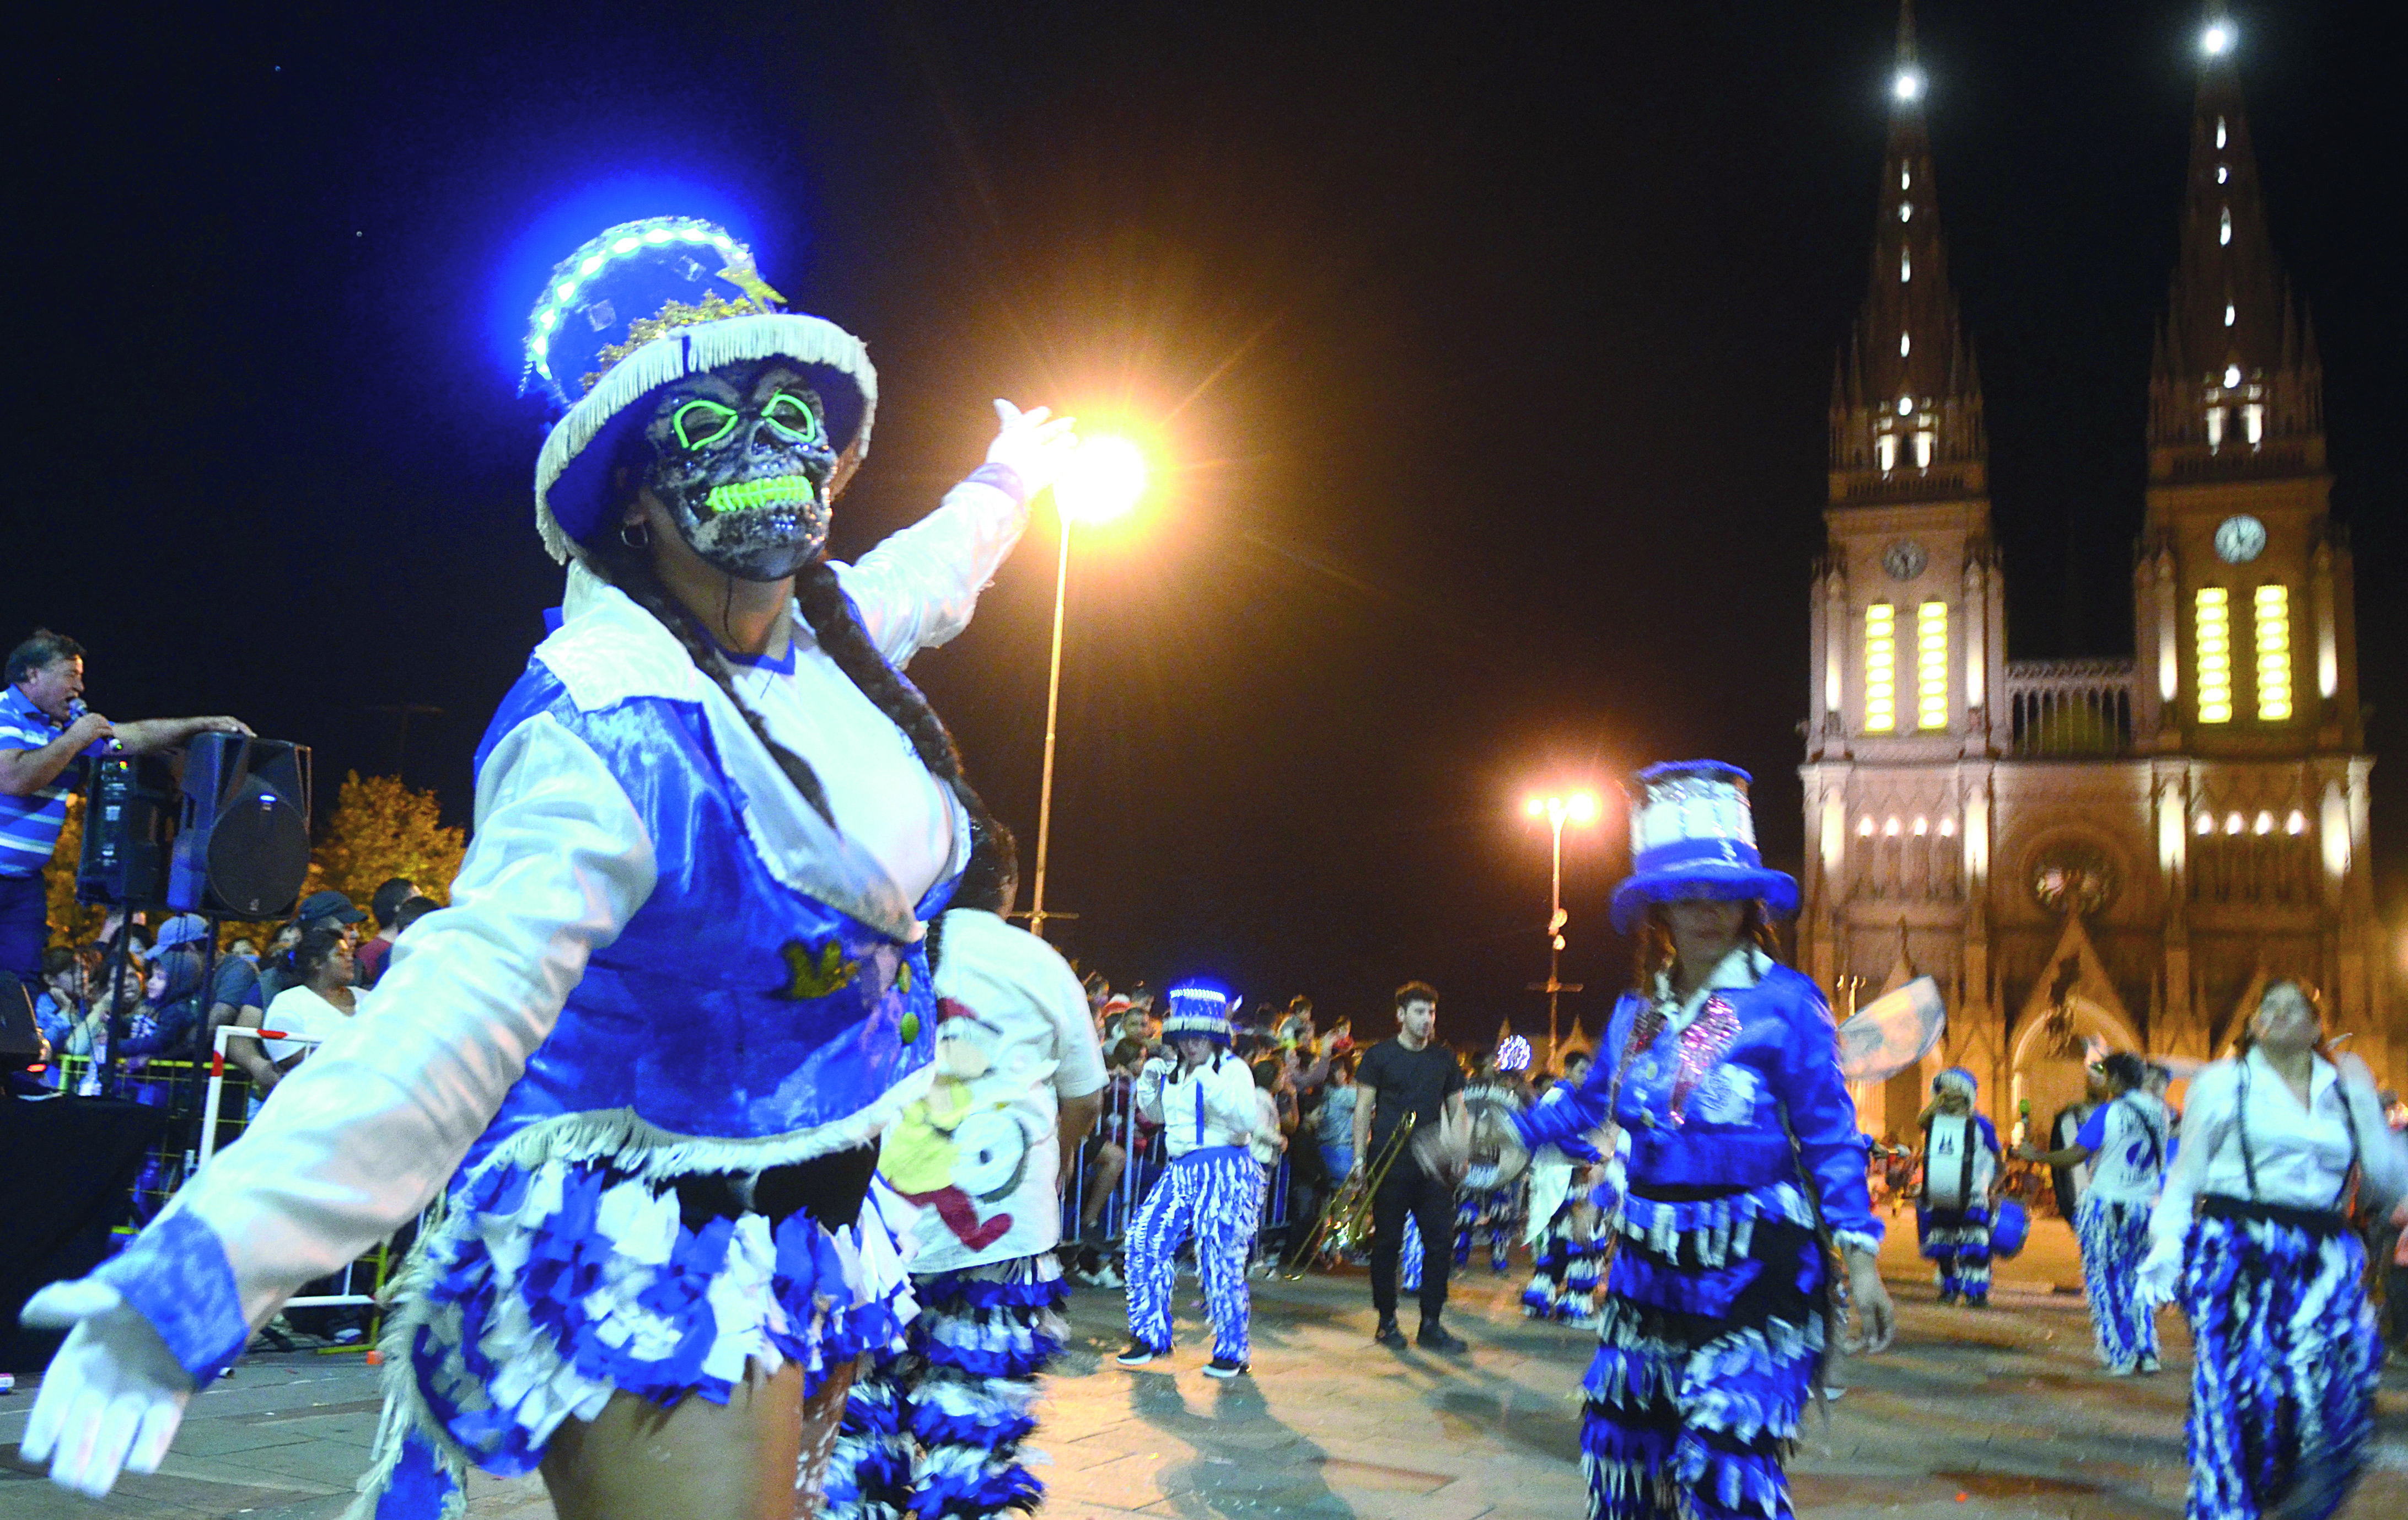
[1352,980,1469,1351]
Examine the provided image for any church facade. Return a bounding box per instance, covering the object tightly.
[1796,8,2389,1137]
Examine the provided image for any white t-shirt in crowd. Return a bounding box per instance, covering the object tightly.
[2074,1093,2169,1205]
[884,908,1106,1274]
[1250,1088,1283,1165]
[260,985,354,1066]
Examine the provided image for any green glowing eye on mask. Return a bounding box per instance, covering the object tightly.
[673,399,741,451]
[762,391,823,445]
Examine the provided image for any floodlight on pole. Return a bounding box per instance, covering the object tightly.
[2202,22,2234,56]
[1026,436,1151,941]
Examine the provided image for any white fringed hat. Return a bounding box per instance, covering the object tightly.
[520,216,877,565]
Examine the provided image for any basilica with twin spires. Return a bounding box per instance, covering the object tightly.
[1796,4,2390,1136]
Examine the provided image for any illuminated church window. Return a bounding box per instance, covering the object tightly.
[2224,303,2235,326]
[2243,403,2263,444]
[2195,587,2233,723]
[1916,602,1949,728]
[1864,604,1897,732]
[2216,164,2228,184]
[2223,364,2241,387]
[1900,167,1911,190]
[2205,406,2226,449]
[1875,431,1897,472]
[1900,201,1912,222]
[1900,250,1912,282]
[2216,117,2227,149]
[1899,332,1911,356]
[2254,583,2292,721]
[1913,429,1933,468]
[2219,207,2232,245]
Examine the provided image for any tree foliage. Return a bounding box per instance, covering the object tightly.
[41,795,109,947]
[312,771,465,913]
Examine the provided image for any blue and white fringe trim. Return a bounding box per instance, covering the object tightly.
[346,1142,919,1520]
[2179,1209,2380,1520]
[827,1254,1069,1520]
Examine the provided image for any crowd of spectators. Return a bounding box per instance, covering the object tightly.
[18,877,443,1101]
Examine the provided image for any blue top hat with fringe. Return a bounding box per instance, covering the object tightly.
[1608,760,1800,933]
[519,216,879,565]
[1160,984,1233,1045]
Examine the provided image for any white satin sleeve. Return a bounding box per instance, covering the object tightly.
[831,477,1030,667]
[151,711,659,1333]
[2141,1059,2237,1296]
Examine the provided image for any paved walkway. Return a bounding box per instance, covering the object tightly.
[5,1219,2404,1519]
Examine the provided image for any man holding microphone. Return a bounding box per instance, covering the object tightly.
[0,630,249,979]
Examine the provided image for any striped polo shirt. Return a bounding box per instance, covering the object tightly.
[0,685,105,879]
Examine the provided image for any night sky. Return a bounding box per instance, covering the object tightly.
[15,2,2400,1046]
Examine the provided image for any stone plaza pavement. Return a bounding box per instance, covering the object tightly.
[5,1218,2404,1519]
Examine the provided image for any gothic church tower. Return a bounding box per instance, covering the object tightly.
[1798,3,2392,1138]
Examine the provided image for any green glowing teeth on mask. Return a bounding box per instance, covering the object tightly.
[703,476,819,514]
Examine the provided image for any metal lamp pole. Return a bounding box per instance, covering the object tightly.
[1526,791,1597,1066]
[1027,523,1073,941]
[1023,436,1147,941]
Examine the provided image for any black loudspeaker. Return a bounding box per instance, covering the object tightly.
[0,973,36,1065]
[169,735,311,918]
[75,755,180,906]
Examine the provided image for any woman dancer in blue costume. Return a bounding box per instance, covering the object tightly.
[19,217,1078,1520]
[2138,979,2406,1520]
[1487,762,1894,1520]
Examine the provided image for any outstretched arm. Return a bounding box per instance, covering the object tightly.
[834,401,1077,666]
[22,710,658,1495]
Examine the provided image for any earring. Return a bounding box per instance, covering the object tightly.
[620,521,651,548]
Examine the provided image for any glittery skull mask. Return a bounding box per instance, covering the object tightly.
[639,361,838,581]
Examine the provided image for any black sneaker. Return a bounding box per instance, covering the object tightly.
[1203,1356,1249,1379]
[1115,1340,1164,1367]
[1417,1323,1468,1354]
[1937,1288,1959,1306]
[1373,1318,1407,1348]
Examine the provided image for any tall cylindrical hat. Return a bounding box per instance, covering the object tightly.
[1608,760,1800,933]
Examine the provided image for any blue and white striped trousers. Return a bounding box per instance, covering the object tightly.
[1125,1146,1261,1363]
[2074,1195,2158,1371]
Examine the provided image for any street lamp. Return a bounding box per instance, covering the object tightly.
[1524,789,1600,1066]
[1026,437,1148,939]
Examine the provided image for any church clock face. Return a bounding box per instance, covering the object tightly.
[2214,514,2267,565]
[1882,540,1928,581]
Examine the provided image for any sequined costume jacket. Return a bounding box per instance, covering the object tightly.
[1512,947,1883,1256]
[90,475,1034,1386]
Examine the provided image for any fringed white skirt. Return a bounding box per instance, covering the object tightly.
[348,1148,920,1520]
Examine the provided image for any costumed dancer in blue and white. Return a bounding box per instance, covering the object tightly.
[1484,762,1894,1520]
[1453,1051,1527,1275]
[1114,986,1265,1378]
[1520,1050,1609,1325]
[2015,1050,2168,1373]
[2137,979,2407,1520]
[17,216,1081,1520]
[830,819,1107,1520]
[1915,1067,2001,1307]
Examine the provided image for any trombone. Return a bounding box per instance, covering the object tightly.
[1286,1112,1416,1274]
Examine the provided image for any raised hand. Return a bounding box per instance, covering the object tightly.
[985,400,1079,497]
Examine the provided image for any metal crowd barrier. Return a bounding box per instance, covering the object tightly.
[1053,1077,1304,1259]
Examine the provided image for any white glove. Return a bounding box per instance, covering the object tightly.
[2134,1246,2181,1311]
[983,400,1078,497]
[18,1280,196,1496]
[1140,1057,1174,1078]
